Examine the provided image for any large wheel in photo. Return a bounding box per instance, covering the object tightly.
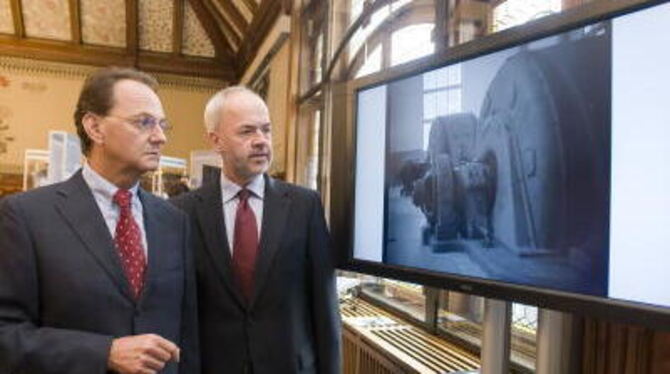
[475,39,609,255]
[427,113,478,241]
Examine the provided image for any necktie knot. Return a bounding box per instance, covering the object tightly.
[238,188,251,203]
[113,189,132,210]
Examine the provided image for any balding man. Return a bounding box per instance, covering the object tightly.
[172,86,341,374]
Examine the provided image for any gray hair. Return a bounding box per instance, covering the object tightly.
[203,85,264,132]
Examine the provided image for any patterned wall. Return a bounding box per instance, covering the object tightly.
[182,1,216,58]
[2,0,221,57]
[81,0,126,47]
[0,0,13,34]
[139,0,174,53]
[22,0,71,41]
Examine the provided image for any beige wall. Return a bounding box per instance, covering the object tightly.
[0,57,222,175]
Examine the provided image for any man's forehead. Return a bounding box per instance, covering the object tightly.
[224,91,267,111]
[111,79,163,112]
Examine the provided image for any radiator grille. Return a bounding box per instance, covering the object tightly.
[341,298,480,374]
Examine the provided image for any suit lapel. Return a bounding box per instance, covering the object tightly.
[55,171,134,301]
[250,176,290,308]
[138,189,168,304]
[195,179,247,308]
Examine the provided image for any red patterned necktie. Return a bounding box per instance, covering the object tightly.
[113,189,147,300]
[232,189,259,302]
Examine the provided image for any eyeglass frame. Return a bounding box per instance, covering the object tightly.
[96,113,172,133]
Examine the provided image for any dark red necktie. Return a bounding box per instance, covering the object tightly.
[113,189,147,300]
[232,189,259,302]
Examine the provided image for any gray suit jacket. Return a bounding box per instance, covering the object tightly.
[0,171,199,374]
[171,174,341,374]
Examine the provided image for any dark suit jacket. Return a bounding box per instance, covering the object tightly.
[171,174,341,374]
[0,171,199,374]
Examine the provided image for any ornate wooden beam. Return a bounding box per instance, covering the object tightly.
[126,0,139,61]
[68,0,82,44]
[241,0,258,15]
[0,35,236,80]
[187,0,235,61]
[204,0,242,49]
[173,0,184,55]
[212,0,248,34]
[236,0,282,75]
[138,51,235,80]
[9,0,24,37]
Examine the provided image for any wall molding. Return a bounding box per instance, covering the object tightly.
[0,55,226,92]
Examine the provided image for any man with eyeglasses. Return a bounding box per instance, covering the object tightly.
[0,67,198,374]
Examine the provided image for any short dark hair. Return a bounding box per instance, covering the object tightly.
[73,67,158,155]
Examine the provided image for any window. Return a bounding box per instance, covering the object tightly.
[348,0,422,63]
[390,23,435,66]
[493,0,561,32]
[355,45,382,78]
[422,64,462,150]
[511,303,538,370]
[360,277,427,322]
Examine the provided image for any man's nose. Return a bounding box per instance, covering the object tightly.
[149,125,167,144]
[251,131,269,145]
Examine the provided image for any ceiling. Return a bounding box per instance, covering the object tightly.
[0,0,288,81]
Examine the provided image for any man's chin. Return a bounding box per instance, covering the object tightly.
[138,159,160,173]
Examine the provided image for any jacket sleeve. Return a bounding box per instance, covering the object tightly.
[307,191,342,374]
[0,197,113,374]
[178,212,201,373]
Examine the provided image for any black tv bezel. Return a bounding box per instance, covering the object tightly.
[330,0,670,330]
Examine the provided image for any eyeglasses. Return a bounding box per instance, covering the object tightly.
[104,114,172,133]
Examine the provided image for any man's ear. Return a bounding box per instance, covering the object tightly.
[207,131,222,152]
[82,113,105,147]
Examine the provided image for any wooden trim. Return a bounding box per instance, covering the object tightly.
[237,0,282,74]
[137,51,235,79]
[0,35,236,79]
[126,0,138,59]
[241,0,258,15]
[9,0,24,38]
[435,0,448,53]
[173,0,184,55]
[187,0,234,61]
[212,0,248,34]
[297,81,322,105]
[204,0,242,48]
[68,0,81,44]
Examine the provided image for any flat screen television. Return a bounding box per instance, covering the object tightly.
[330,0,670,329]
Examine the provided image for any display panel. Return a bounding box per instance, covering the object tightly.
[337,0,670,327]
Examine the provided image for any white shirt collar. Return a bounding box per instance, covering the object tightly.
[82,162,140,204]
[220,172,265,204]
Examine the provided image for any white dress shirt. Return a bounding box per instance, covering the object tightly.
[81,163,148,258]
[220,173,264,253]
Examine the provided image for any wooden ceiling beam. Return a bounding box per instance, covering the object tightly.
[173,0,184,55]
[9,0,24,37]
[204,0,242,48]
[187,0,235,62]
[126,0,139,60]
[241,0,258,15]
[68,0,82,44]
[236,0,282,75]
[212,0,248,34]
[138,51,235,80]
[0,36,236,80]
